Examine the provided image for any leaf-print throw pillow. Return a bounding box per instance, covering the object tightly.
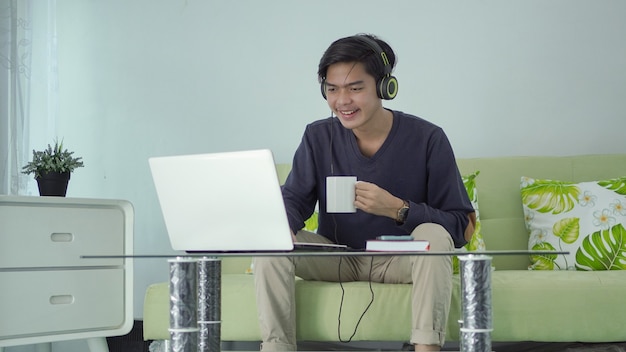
[303,210,319,232]
[521,176,626,271]
[453,171,486,274]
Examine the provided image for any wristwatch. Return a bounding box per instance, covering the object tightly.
[396,200,410,224]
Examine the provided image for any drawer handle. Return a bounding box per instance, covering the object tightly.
[50,295,75,305]
[50,232,74,242]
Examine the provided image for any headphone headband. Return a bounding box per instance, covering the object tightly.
[353,36,393,76]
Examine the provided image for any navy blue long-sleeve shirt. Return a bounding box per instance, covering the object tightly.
[282,110,474,249]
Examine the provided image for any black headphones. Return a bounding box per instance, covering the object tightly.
[321,35,399,100]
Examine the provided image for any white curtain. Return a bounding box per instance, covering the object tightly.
[0,0,57,196]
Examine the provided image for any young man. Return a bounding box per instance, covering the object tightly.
[254,34,475,352]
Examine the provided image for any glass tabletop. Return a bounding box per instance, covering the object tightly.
[82,250,568,259]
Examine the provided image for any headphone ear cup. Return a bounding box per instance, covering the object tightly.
[320,80,327,100]
[378,75,399,100]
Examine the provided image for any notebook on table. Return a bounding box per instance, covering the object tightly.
[148,149,347,253]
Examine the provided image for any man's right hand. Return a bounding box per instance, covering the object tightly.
[355,181,404,220]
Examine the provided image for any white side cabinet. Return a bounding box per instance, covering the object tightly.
[0,196,134,352]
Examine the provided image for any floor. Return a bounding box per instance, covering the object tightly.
[219,341,626,352]
[479,342,626,352]
[110,321,626,352]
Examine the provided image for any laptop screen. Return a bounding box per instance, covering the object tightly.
[149,149,295,252]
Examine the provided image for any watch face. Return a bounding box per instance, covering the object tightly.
[399,207,409,221]
[397,202,409,222]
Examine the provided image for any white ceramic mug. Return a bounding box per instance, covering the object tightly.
[326,176,357,213]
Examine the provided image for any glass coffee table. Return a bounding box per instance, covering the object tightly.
[84,250,566,352]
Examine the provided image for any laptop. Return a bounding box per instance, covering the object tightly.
[149,149,347,252]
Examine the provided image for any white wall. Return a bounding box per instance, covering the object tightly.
[45,0,626,320]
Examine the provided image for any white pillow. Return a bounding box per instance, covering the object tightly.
[521,176,626,271]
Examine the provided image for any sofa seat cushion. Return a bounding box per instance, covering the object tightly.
[143,274,262,341]
[294,279,412,341]
[143,274,415,342]
[484,270,626,342]
[145,270,626,343]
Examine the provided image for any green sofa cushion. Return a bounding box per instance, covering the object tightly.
[484,270,626,342]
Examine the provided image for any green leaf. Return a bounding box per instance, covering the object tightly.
[575,223,626,270]
[21,138,84,178]
[465,220,483,251]
[598,177,626,196]
[303,212,319,232]
[463,171,480,201]
[530,242,559,270]
[521,180,580,214]
[452,255,463,274]
[552,217,579,244]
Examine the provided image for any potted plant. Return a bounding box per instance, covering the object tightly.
[21,140,85,197]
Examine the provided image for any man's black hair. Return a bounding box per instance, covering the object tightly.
[317,34,396,84]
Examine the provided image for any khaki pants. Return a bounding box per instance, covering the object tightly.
[253,223,454,351]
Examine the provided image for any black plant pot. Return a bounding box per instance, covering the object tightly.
[36,171,71,197]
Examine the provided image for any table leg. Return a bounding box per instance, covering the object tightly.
[458,254,493,352]
[198,257,221,352]
[169,258,199,352]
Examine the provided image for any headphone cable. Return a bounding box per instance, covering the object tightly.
[329,111,334,175]
[333,215,375,343]
[337,255,375,343]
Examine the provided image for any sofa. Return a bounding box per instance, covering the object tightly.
[143,154,626,345]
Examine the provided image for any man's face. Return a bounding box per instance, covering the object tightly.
[324,61,383,130]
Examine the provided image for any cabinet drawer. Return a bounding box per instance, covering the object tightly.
[0,269,127,340]
[0,202,128,268]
